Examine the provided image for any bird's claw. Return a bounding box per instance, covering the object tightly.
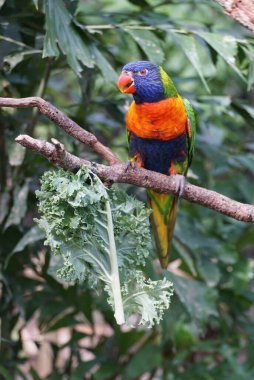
[173,174,186,197]
[125,160,136,172]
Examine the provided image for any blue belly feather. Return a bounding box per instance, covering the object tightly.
[129,132,187,175]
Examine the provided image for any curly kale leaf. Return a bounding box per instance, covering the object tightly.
[107,271,174,328]
[36,168,110,286]
[36,166,173,327]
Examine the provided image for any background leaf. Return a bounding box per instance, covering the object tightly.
[122,28,165,64]
[12,226,45,253]
[196,31,246,81]
[122,343,162,380]
[91,45,118,82]
[167,273,218,327]
[4,179,30,230]
[43,0,94,75]
[172,32,212,93]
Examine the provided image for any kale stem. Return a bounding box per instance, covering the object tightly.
[105,200,125,325]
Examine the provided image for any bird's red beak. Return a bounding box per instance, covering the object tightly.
[118,73,135,94]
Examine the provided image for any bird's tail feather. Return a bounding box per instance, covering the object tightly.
[147,190,178,268]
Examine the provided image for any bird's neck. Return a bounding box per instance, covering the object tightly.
[133,67,178,104]
[159,67,178,98]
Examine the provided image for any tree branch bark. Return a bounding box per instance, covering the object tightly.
[214,0,254,33]
[0,97,120,165]
[1,95,253,223]
[16,134,254,223]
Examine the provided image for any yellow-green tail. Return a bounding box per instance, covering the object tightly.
[147,190,178,268]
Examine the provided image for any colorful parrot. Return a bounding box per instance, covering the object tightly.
[118,61,197,268]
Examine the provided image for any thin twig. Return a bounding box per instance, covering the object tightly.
[15,135,254,223]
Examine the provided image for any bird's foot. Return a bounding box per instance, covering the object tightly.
[125,160,137,172]
[173,174,186,197]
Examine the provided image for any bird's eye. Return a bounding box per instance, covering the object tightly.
[138,69,148,76]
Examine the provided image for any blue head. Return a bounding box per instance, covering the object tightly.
[118,61,167,104]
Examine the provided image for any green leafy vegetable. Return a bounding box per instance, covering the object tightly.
[119,272,173,327]
[35,166,173,327]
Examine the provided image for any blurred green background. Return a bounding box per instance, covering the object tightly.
[1,0,254,379]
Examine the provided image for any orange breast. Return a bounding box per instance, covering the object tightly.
[126,97,187,140]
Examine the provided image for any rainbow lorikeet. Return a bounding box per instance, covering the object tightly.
[118,61,197,268]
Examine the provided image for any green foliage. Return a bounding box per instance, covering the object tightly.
[1,0,254,378]
[35,166,173,327]
[43,0,94,74]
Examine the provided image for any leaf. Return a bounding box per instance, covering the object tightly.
[36,167,173,327]
[247,54,254,91]
[172,33,211,93]
[114,330,144,356]
[14,367,28,380]
[3,50,42,72]
[4,180,30,230]
[242,44,254,91]
[32,0,39,9]
[174,237,197,276]
[4,226,45,268]
[12,226,45,253]
[117,271,173,328]
[175,220,220,253]
[0,35,30,50]
[196,31,246,81]
[196,255,221,287]
[0,0,6,9]
[122,28,164,64]
[91,45,118,82]
[197,95,231,109]
[93,362,118,380]
[173,320,195,349]
[128,0,150,7]
[166,272,218,326]
[237,103,254,119]
[29,368,41,380]
[43,0,94,75]
[0,192,10,225]
[47,310,77,331]
[0,366,12,380]
[70,362,97,380]
[229,154,254,174]
[8,142,26,166]
[122,343,162,380]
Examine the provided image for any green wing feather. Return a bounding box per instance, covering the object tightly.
[183,97,197,169]
[147,191,177,268]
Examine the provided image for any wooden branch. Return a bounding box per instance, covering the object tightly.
[2,96,254,222]
[16,135,254,223]
[0,97,120,165]
[215,0,254,33]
